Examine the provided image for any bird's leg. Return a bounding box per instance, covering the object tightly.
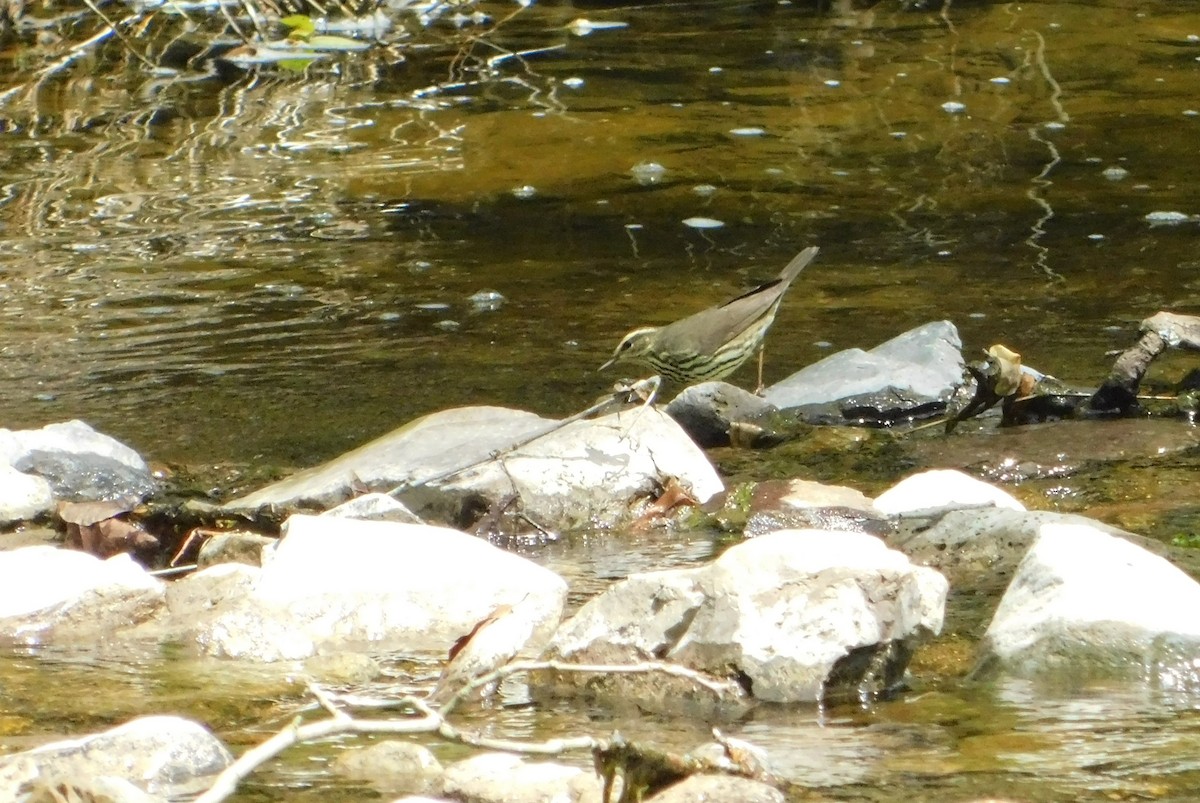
[754,345,766,395]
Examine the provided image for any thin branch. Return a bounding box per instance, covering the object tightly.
[75,0,157,69]
[437,657,743,718]
[387,376,660,496]
[194,658,741,802]
[194,702,440,803]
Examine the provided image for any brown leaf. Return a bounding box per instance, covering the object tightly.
[447,603,512,662]
[56,500,129,526]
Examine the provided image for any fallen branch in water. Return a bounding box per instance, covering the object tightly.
[192,655,743,803]
[1091,311,1200,413]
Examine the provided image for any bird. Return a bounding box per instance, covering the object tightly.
[600,246,819,391]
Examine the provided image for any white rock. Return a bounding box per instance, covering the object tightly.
[874,468,1024,515]
[0,546,161,620]
[441,407,724,526]
[673,530,947,701]
[0,464,54,523]
[982,522,1200,676]
[192,515,567,662]
[0,419,148,471]
[0,715,232,800]
[550,530,947,704]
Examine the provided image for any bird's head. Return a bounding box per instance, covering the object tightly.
[599,327,660,371]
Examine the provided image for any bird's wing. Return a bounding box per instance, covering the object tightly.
[655,246,819,356]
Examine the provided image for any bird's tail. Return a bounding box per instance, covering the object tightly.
[777,246,820,286]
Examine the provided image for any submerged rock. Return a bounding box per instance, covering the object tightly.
[976,522,1200,688]
[647,774,785,803]
[544,529,946,705]
[333,740,442,796]
[762,320,964,425]
[0,715,232,800]
[439,752,604,803]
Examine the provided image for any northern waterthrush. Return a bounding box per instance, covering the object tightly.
[600,246,819,388]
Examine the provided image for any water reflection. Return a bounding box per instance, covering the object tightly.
[2,0,1197,463]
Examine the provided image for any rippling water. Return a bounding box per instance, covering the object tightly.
[2,0,1197,464]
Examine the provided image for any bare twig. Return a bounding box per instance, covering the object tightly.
[75,0,157,69]
[194,657,741,802]
[387,376,660,496]
[436,657,743,718]
[194,699,439,803]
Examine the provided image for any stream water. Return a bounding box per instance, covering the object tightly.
[2,0,1200,799]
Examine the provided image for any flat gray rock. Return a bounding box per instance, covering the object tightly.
[226,405,723,533]
[226,406,554,512]
[762,320,964,421]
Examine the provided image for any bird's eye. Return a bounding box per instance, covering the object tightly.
[619,341,631,351]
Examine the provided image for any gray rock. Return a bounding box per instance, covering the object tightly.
[15,450,157,505]
[0,546,164,645]
[976,522,1200,687]
[647,774,785,803]
[546,530,946,704]
[177,514,567,662]
[333,741,442,796]
[322,493,424,523]
[226,405,722,533]
[440,753,603,803]
[887,508,1140,597]
[664,381,777,448]
[224,406,559,512]
[762,320,964,423]
[0,420,155,524]
[197,532,276,568]
[0,715,232,800]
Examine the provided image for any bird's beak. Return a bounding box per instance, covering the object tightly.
[599,356,617,372]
